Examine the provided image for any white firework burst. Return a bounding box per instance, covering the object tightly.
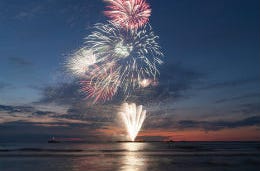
[84,22,163,94]
[66,48,96,77]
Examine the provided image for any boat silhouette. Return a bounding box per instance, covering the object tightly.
[48,137,60,143]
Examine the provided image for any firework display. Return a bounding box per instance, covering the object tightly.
[80,64,120,103]
[84,22,162,94]
[66,0,163,103]
[119,103,146,141]
[139,78,152,88]
[104,0,151,30]
[66,49,96,77]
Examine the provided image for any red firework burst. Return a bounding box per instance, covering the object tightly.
[81,80,118,104]
[80,64,119,103]
[104,0,151,30]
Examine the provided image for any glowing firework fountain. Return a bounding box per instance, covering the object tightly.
[119,103,146,141]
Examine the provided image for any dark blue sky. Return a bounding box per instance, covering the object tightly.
[0,0,259,141]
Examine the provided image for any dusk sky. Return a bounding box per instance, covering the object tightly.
[0,0,260,142]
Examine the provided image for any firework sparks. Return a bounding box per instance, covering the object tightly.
[139,78,152,88]
[80,64,120,103]
[84,22,163,95]
[65,0,163,103]
[66,49,96,77]
[114,40,133,58]
[119,102,146,141]
[104,0,151,30]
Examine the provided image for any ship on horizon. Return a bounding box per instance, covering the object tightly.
[48,137,60,143]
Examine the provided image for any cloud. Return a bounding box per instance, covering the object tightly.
[199,77,260,90]
[14,4,43,20]
[180,116,260,131]
[31,62,204,136]
[118,63,203,105]
[0,103,115,142]
[0,104,88,126]
[215,93,260,104]
[0,102,118,141]
[144,115,260,131]
[0,104,34,113]
[36,82,83,105]
[0,82,10,91]
[8,57,33,67]
[153,63,203,101]
[36,62,203,106]
[235,103,260,115]
[32,111,54,116]
[31,62,203,135]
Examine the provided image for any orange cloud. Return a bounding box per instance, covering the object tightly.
[97,125,260,141]
[139,126,260,141]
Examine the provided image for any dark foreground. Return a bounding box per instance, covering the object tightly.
[0,141,259,171]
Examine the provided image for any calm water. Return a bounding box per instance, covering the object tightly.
[0,142,259,171]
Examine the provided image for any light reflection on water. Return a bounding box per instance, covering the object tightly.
[119,142,147,171]
[1,142,260,171]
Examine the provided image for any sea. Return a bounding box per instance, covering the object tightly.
[0,141,259,171]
